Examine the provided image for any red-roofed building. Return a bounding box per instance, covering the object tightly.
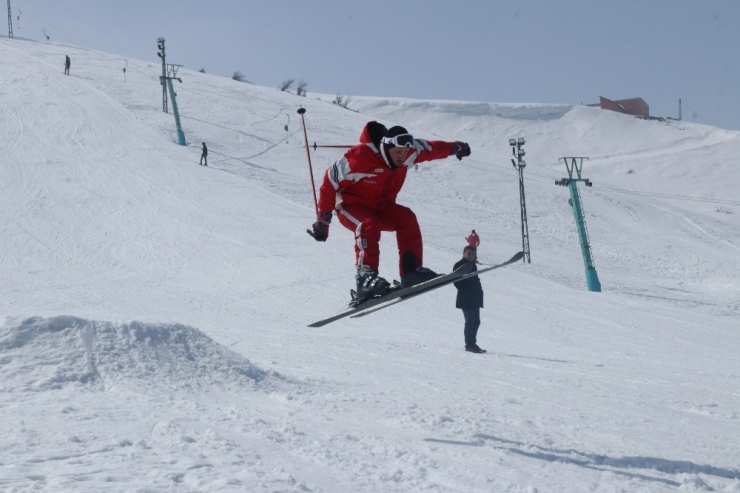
[599,96,649,117]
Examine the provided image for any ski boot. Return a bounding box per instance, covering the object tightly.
[350,266,391,306]
[400,251,441,288]
[400,266,440,289]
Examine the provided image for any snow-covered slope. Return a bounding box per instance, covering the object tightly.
[1,38,739,492]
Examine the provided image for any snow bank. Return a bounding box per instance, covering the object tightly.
[352,96,573,121]
[0,316,272,393]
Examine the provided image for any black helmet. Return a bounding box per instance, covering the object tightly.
[380,126,414,169]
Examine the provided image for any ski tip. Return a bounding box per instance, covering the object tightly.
[512,251,525,262]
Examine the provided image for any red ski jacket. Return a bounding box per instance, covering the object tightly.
[317,122,454,215]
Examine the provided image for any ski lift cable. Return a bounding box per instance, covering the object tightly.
[462,156,740,207]
[587,185,740,206]
[22,11,102,52]
[679,100,713,126]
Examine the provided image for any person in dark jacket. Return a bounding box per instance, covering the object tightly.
[453,245,486,353]
[64,55,71,76]
[199,142,208,166]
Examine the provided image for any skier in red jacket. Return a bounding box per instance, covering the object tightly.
[466,230,480,248]
[309,122,471,301]
[465,229,481,263]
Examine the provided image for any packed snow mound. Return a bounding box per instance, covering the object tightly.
[352,95,738,154]
[0,316,273,393]
[351,97,573,121]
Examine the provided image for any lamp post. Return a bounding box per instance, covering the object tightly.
[510,138,531,263]
[156,38,167,113]
[7,0,13,39]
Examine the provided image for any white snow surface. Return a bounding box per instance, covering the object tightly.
[1,39,739,492]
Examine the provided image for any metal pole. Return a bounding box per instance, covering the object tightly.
[510,138,531,263]
[311,143,353,150]
[558,157,601,292]
[297,107,319,216]
[157,38,167,113]
[518,166,531,263]
[568,181,601,292]
[166,77,186,146]
[7,0,13,39]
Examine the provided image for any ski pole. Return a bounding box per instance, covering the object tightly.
[310,143,353,150]
[297,106,319,217]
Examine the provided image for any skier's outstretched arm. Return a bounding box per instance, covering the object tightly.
[412,140,470,164]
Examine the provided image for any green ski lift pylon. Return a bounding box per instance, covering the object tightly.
[163,64,186,146]
[556,157,601,292]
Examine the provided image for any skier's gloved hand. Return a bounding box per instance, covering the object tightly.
[307,211,332,242]
[309,221,329,241]
[451,142,471,161]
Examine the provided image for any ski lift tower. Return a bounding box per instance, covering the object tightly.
[556,157,601,292]
[156,38,185,145]
[161,64,186,146]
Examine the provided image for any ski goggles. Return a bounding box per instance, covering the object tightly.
[381,133,414,148]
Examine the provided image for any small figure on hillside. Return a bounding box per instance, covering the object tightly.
[466,229,480,248]
[454,246,486,353]
[466,229,480,263]
[200,142,208,166]
[64,55,70,76]
[308,122,471,302]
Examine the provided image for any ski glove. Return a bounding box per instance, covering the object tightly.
[451,142,471,160]
[307,211,332,242]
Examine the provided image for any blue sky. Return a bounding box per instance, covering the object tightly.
[9,0,740,130]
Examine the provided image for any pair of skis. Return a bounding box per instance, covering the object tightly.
[309,252,524,327]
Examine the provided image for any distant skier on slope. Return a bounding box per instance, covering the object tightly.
[199,142,208,166]
[64,55,70,76]
[466,229,480,263]
[308,121,471,302]
[466,229,480,249]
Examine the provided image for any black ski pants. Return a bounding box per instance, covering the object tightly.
[462,307,480,347]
